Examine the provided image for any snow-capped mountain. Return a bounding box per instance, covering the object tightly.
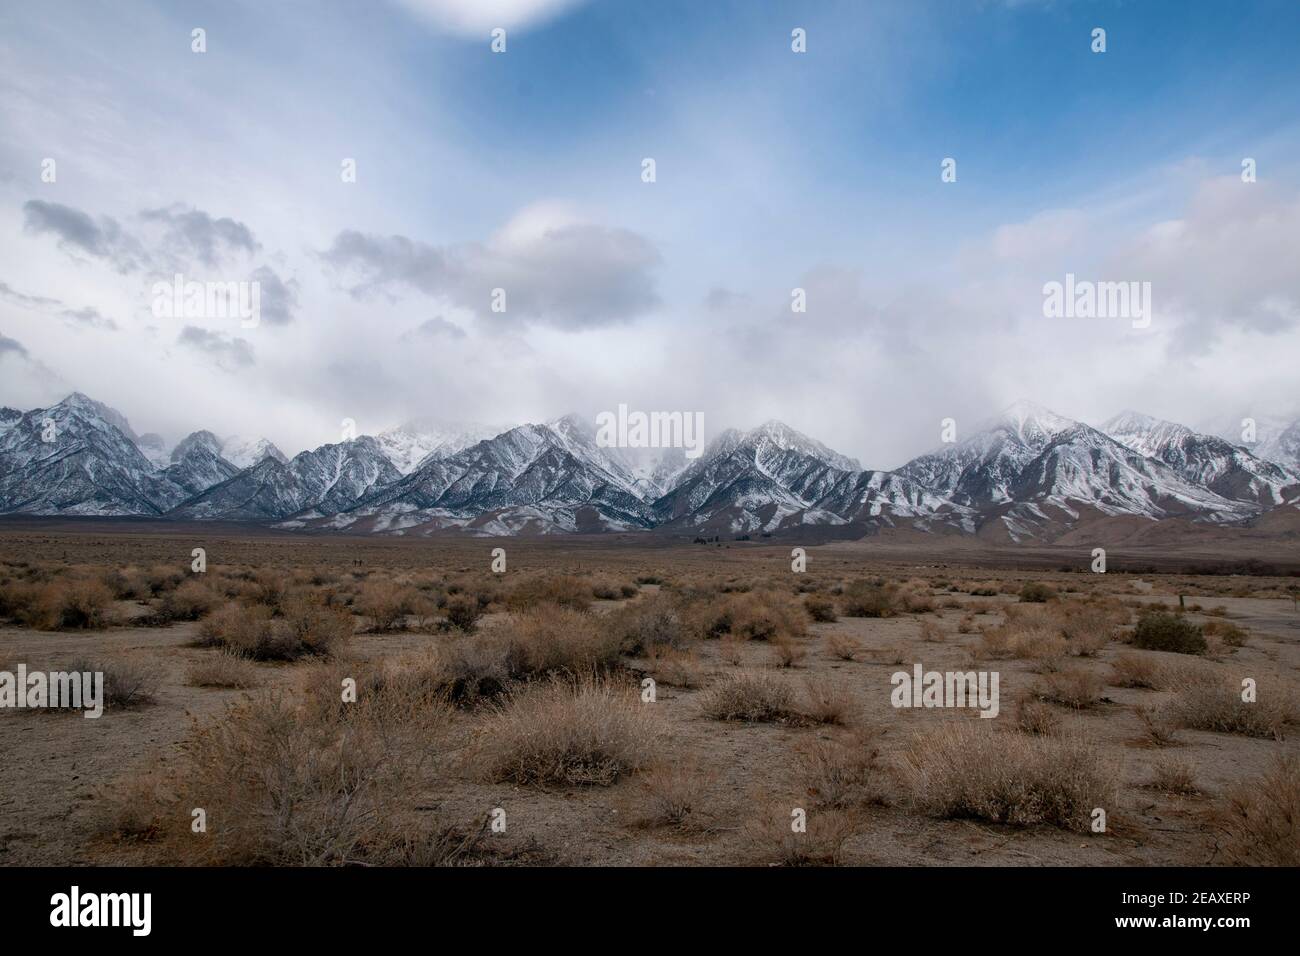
[897,400,1080,507]
[649,421,862,534]
[1103,410,1298,507]
[324,421,657,535]
[1,391,1295,540]
[811,469,965,530]
[169,435,402,521]
[375,418,507,474]
[892,402,1261,541]
[155,430,242,507]
[220,435,288,469]
[0,394,174,515]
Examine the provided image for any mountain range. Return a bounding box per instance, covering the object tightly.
[0,392,1297,542]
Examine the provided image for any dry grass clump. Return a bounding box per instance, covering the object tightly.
[152,677,453,864]
[355,581,420,631]
[609,593,685,655]
[797,730,883,808]
[1218,755,1300,865]
[186,650,260,689]
[1014,695,1063,736]
[1163,672,1294,740]
[1201,618,1249,648]
[1036,667,1104,709]
[1147,756,1199,795]
[744,803,855,866]
[95,775,167,841]
[1018,581,1057,603]
[978,601,1119,663]
[726,590,809,641]
[590,576,638,601]
[9,578,118,630]
[895,579,936,613]
[198,598,352,661]
[1134,704,1180,747]
[825,633,860,661]
[976,617,1066,665]
[505,574,593,612]
[475,678,661,787]
[919,620,945,643]
[1058,599,1127,650]
[682,589,808,642]
[1110,651,1160,689]
[442,594,482,633]
[840,580,898,618]
[502,603,621,676]
[408,642,511,706]
[901,723,1118,831]
[804,595,838,622]
[148,577,219,624]
[800,675,856,725]
[622,761,714,830]
[699,670,798,722]
[769,635,807,668]
[646,645,704,688]
[66,656,162,709]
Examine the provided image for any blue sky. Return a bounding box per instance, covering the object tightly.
[2,0,1298,465]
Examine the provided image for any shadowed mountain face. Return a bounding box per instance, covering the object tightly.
[0,392,1296,539]
[1103,411,1300,508]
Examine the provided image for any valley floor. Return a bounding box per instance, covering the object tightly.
[1,527,1297,867]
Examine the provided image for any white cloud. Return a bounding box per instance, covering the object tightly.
[390,0,587,37]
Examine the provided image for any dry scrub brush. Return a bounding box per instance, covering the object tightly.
[198,597,352,661]
[505,574,593,612]
[143,665,454,865]
[66,655,162,709]
[797,729,884,809]
[1163,670,1294,740]
[1218,755,1300,865]
[901,722,1119,831]
[185,650,260,689]
[0,577,117,630]
[744,803,855,866]
[699,670,799,723]
[474,677,662,787]
[621,761,715,831]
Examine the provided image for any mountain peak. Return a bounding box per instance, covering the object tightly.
[221,435,288,469]
[995,400,1077,444]
[170,430,225,464]
[743,420,861,471]
[53,392,139,442]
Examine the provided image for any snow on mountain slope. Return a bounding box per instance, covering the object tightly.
[0,394,172,515]
[897,400,1080,507]
[376,418,507,474]
[327,422,657,533]
[155,430,242,507]
[1010,423,1252,521]
[1103,410,1298,507]
[221,435,288,469]
[0,390,1289,536]
[650,421,863,533]
[169,435,402,521]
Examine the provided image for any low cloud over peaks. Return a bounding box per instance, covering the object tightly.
[321,204,661,330]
